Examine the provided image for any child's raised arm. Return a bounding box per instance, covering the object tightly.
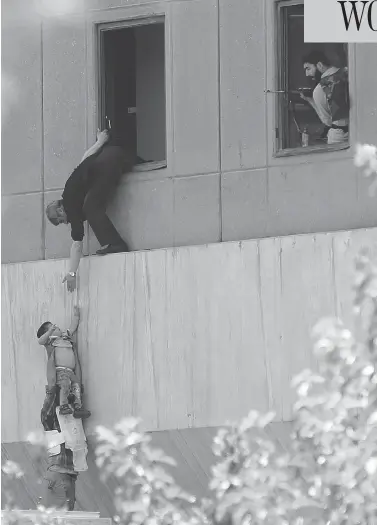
[68,306,80,335]
[72,341,82,384]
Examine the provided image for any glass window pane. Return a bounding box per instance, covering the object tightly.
[278,3,350,153]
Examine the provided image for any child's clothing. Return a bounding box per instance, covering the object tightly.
[56,367,82,413]
[50,331,76,370]
[50,331,73,349]
[47,331,82,415]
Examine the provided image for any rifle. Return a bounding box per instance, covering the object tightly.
[264,88,313,96]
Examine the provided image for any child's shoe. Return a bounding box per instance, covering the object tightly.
[73,404,91,419]
[59,403,73,415]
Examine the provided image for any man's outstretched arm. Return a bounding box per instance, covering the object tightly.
[81,129,109,162]
[63,241,83,293]
[62,130,109,293]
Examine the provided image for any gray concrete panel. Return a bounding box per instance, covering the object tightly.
[173,173,221,247]
[219,0,267,171]
[170,0,220,176]
[221,169,269,241]
[43,19,87,191]
[2,22,43,195]
[1,193,43,263]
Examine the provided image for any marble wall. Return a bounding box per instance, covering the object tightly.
[3,227,376,443]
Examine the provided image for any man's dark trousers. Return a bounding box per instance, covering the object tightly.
[83,145,132,247]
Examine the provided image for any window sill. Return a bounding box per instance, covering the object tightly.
[275,142,350,158]
[133,160,167,172]
[120,159,169,184]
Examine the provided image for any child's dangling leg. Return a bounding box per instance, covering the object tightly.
[71,382,91,420]
[70,382,82,410]
[56,369,73,415]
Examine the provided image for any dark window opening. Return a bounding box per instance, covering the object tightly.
[98,20,166,167]
[276,2,350,155]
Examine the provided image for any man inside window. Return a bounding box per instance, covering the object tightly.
[45,130,133,292]
[300,50,349,145]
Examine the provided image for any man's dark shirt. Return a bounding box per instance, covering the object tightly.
[62,142,130,242]
[62,154,98,242]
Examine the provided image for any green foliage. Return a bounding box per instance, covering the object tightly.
[1,461,62,525]
[95,418,208,525]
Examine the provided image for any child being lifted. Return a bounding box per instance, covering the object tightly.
[37,306,91,418]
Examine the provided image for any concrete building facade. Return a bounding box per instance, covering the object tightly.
[2,4,377,510]
[2,0,376,264]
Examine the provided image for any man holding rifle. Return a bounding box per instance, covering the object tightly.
[301,50,349,144]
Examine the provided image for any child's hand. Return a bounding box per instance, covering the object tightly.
[48,324,57,334]
[73,306,80,317]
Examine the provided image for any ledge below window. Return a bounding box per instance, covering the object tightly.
[133,160,167,172]
[275,142,350,158]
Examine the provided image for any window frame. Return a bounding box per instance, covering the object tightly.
[97,15,167,171]
[273,0,351,158]
[86,8,171,178]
